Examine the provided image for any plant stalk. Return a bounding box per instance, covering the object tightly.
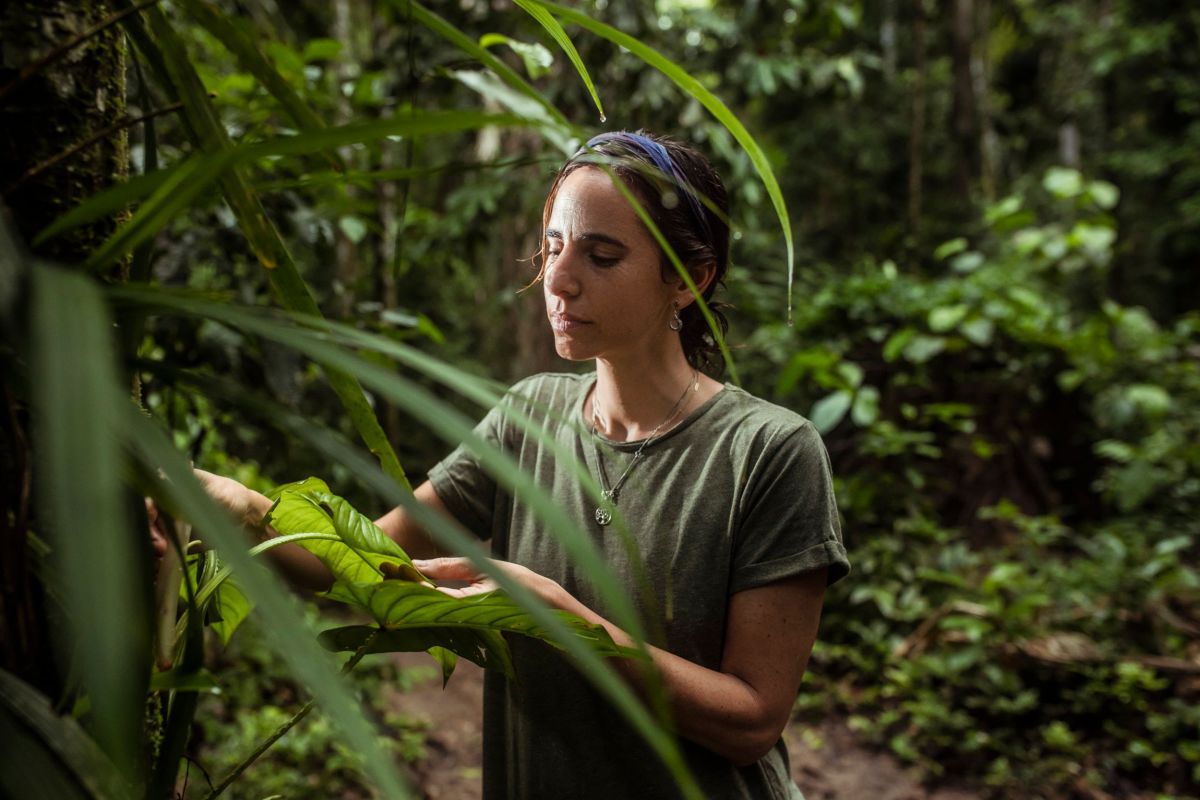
[201,630,379,800]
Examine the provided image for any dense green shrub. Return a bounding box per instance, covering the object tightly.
[771,170,1200,797]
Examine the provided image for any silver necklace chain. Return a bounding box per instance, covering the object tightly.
[590,369,698,527]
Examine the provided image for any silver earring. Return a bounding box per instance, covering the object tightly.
[669,302,684,331]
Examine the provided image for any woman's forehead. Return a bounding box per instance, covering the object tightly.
[548,168,642,233]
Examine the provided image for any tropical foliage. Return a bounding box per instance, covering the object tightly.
[1,1,1198,799]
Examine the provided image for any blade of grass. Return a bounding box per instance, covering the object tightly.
[42,111,529,249]
[125,4,417,492]
[124,408,414,799]
[116,292,702,798]
[536,0,796,323]
[82,111,525,272]
[512,0,604,121]
[30,266,147,778]
[392,0,570,128]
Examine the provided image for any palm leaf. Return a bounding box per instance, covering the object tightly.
[128,4,415,493]
[393,0,569,127]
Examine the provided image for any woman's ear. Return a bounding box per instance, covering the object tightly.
[673,259,717,309]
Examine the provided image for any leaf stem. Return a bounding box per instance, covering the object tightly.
[201,630,380,800]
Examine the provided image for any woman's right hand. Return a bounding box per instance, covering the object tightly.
[193,468,270,528]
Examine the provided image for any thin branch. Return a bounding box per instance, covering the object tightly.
[4,101,184,195]
[202,630,381,800]
[0,0,163,104]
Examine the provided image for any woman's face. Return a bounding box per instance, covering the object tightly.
[543,167,681,363]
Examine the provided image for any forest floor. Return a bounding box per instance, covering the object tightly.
[386,653,981,800]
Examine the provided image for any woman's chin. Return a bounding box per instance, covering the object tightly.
[552,339,595,362]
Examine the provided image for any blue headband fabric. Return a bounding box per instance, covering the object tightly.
[583,132,713,246]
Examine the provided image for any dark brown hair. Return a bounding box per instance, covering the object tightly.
[536,130,731,374]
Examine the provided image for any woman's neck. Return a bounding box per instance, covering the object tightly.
[588,347,722,442]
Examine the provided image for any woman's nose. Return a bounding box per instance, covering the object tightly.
[545,248,580,297]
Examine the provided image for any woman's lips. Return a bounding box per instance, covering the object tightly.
[549,312,590,333]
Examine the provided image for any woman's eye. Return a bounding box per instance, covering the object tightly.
[590,254,619,268]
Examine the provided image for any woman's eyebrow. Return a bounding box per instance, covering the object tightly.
[545,227,627,247]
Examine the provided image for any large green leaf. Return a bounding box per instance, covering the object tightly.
[535,0,796,322]
[319,625,514,678]
[265,477,421,585]
[325,580,637,661]
[30,265,147,777]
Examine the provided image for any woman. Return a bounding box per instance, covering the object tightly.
[200,131,850,799]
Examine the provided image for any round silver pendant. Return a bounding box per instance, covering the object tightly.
[594,506,612,526]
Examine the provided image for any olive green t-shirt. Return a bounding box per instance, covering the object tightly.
[427,372,850,800]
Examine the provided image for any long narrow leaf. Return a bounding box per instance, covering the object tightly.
[124,408,414,799]
[536,0,797,322]
[0,668,133,800]
[31,266,146,777]
[393,0,570,128]
[131,5,414,491]
[512,0,604,121]
[176,0,344,172]
[54,111,527,253]
[114,288,702,797]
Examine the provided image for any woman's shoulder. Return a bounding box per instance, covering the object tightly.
[496,372,591,419]
[711,384,820,440]
[506,371,590,402]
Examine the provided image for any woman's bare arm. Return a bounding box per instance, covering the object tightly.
[196,471,455,592]
[415,556,828,766]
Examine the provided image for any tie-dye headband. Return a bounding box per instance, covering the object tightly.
[583,132,713,247]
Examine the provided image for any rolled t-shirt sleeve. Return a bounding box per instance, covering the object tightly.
[426,402,507,541]
[730,422,850,594]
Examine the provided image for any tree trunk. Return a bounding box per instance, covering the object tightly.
[332,0,360,319]
[1,0,128,262]
[950,0,978,200]
[908,0,927,237]
[0,0,128,695]
[974,0,997,200]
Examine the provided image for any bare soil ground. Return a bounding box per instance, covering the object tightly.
[387,653,981,800]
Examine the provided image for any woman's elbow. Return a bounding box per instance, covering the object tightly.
[723,714,789,767]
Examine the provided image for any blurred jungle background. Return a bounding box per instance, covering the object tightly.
[1,1,1198,799]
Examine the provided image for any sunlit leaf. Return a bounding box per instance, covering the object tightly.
[266,477,422,585]
[479,33,553,79]
[810,390,852,433]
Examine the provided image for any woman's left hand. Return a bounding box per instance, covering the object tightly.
[412,556,567,609]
